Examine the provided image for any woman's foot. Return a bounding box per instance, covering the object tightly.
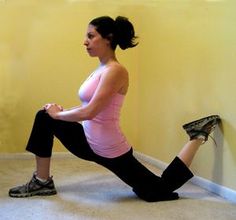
[9,172,57,198]
[183,115,221,142]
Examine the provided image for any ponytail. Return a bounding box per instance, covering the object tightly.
[89,16,138,50]
[115,16,138,50]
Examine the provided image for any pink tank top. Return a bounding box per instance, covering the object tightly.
[78,72,131,158]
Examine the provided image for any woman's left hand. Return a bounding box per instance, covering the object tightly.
[46,104,62,119]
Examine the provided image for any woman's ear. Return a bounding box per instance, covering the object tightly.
[106,33,113,45]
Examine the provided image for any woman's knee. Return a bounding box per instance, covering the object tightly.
[36,109,46,116]
[33,109,54,126]
[133,188,179,202]
[35,109,50,120]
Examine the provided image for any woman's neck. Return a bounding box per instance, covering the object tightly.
[98,50,117,66]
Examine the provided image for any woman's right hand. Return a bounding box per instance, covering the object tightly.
[43,103,63,111]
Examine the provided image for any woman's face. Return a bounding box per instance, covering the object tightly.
[84,24,110,57]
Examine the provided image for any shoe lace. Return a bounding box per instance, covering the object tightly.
[208,134,218,147]
[23,176,37,193]
[25,182,30,193]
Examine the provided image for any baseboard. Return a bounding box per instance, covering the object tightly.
[134,151,236,204]
[1,151,236,203]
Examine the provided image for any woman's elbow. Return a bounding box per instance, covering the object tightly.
[82,109,97,120]
[80,104,102,120]
[85,114,95,120]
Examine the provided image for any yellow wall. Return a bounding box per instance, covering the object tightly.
[135,1,236,192]
[0,0,236,192]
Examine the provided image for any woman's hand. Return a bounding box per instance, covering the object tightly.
[43,103,63,119]
[43,103,63,111]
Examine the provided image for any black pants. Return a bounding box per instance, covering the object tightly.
[26,110,194,202]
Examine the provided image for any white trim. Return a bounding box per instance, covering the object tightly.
[1,152,236,203]
[134,151,236,204]
[134,151,168,170]
[190,176,236,204]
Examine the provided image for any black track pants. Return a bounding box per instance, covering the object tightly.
[26,110,194,202]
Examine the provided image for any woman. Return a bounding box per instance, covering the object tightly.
[9,16,221,202]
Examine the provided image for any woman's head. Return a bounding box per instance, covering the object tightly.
[89,16,138,50]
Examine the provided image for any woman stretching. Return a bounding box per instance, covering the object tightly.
[9,16,221,202]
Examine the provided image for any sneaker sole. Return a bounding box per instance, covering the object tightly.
[9,189,57,198]
[183,115,221,131]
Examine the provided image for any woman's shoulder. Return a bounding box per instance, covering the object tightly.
[107,62,128,75]
[101,62,128,84]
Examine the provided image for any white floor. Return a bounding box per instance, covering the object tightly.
[0,153,235,220]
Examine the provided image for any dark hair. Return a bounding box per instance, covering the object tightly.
[89,16,138,50]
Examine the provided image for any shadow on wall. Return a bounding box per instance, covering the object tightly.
[212,118,236,186]
[212,122,224,186]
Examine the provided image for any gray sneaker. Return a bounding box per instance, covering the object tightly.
[9,173,57,198]
[183,115,221,142]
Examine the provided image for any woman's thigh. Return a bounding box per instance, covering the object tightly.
[93,149,163,189]
[52,120,96,161]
